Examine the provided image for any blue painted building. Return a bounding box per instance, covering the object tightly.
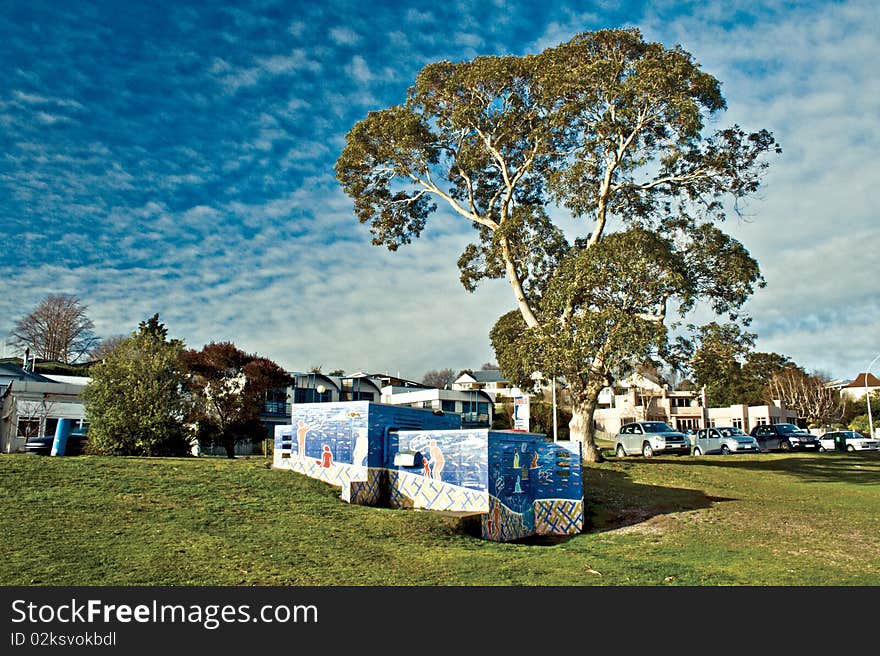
[274,401,583,541]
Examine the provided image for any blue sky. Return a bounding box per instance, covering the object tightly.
[1,0,877,381]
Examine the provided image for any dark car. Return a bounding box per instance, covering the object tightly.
[23,428,88,456]
[749,423,819,452]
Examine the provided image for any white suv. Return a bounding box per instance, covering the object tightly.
[614,421,691,458]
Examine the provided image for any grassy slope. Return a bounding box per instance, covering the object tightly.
[1,451,878,586]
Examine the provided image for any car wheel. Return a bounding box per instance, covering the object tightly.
[818,446,826,453]
[693,447,702,456]
[781,440,792,451]
[847,445,855,452]
[642,442,654,458]
[721,445,730,455]
[616,444,626,458]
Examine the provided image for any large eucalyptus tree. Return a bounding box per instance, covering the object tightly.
[335,29,779,461]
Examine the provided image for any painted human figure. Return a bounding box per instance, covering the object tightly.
[428,439,445,481]
[422,458,432,477]
[491,501,502,539]
[512,448,520,469]
[531,452,539,469]
[318,444,333,468]
[514,476,522,494]
[295,420,311,461]
[352,427,369,466]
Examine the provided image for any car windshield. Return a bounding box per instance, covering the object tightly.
[777,424,801,433]
[642,422,675,433]
[718,427,745,437]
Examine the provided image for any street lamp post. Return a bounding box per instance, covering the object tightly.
[865,354,880,440]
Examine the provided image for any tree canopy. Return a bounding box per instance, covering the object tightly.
[336,28,779,461]
[183,342,292,458]
[9,294,99,364]
[83,316,191,456]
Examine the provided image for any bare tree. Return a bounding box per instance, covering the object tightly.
[16,399,58,440]
[480,362,500,371]
[421,368,456,389]
[91,335,127,361]
[10,295,99,364]
[766,369,842,427]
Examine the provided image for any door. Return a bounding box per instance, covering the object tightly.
[753,426,772,450]
[706,428,722,453]
[696,429,708,453]
[627,424,643,453]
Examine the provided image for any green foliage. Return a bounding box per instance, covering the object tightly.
[337,28,779,453]
[83,317,191,456]
[849,414,879,434]
[687,322,754,406]
[686,321,799,407]
[842,390,880,423]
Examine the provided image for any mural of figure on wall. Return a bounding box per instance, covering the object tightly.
[296,420,311,462]
[428,439,445,481]
[352,427,369,466]
[422,457,432,477]
[490,501,502,539]
[531,452,539,469]
[317,444,333,468]
[512,448,520,469]
[514,476,522,494]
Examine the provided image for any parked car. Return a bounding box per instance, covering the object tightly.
[614,421,691,458]
[693,426,760,455]
[749,423,819,452]
[817,430,880,453]
[23,427,88,456]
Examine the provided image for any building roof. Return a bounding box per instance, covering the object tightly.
[457,369,507,384]
[842,373,880,388]
[0,363,54,384]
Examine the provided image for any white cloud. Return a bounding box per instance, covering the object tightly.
[329,26,361,46]
[347,55,372,83]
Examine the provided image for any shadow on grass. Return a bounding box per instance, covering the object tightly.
[649,451,880,485]
[580,465,733,534]
[452,458,734,545]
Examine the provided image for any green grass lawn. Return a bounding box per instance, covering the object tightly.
[1,450,878,585]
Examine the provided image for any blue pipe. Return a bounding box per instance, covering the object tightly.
[50,418,72,457]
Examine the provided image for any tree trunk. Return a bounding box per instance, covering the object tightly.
[499,236,540,329]
[569,385,605,463]
[223,434,236,459]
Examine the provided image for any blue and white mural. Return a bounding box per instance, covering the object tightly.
[274,402,583,541]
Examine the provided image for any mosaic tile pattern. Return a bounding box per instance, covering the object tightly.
[534,499,584,535]
[388,470,488,512]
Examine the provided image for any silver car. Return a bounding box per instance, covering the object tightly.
[693,426,759,455]
[614,421,691,458]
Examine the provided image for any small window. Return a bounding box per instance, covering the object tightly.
[17,419,40,438]
[44,418,60,437]
[633,425,643,435]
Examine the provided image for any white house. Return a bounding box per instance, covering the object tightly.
[0,364,89,453]
[453,370,518,403]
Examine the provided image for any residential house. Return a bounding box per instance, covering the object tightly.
[0,363,89,453]
[452,369,519,403]
[592,372,798,436]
